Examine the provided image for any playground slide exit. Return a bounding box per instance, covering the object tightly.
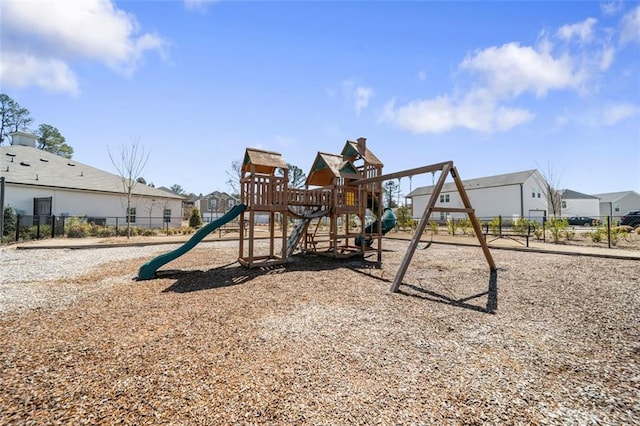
[137,203,247,280]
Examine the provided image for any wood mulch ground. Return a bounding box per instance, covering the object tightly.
[1,239,638,424]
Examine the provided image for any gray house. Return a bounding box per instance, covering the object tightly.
[194,191,240,223]
[559,189,600,218]
[594,191,640,220]
[1,131,185,228]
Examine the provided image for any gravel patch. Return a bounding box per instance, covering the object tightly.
[0,239,638,424]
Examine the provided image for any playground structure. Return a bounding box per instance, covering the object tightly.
[138,138,496,292]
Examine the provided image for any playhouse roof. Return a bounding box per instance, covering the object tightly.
[306,152,360,187]
[242,148,288,175]
[342,140,383,167]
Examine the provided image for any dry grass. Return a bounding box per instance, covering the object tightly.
[1,240,639,424]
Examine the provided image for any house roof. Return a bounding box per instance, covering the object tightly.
[1,145,185,199]
[242,148,287,175]
[341,140,383,166]
[407,169,540,197]
[559,189,599,200]
[592,190,640,203]
[306,152,360,187]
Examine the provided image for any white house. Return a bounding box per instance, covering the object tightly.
[406,169,550,223]
[594,191,640,219]
[1,132,185,228]
[559,189,600,218]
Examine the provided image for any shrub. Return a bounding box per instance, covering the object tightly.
[545,217,568,243]
[3,206,17,238]
[590,228,604,242]
[488,217,501,236]
[189,207,203,228]
[65,216,91,238]
[428,221,439,235]
[446,218,458,235]
[395,206,413,231]
[458,218,472,235]
[513,218,534,236]
[141,228,157,236]
[96,226,116,237]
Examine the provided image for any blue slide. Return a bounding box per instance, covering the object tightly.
[137,203,247,280]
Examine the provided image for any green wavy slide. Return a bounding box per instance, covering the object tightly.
[137,203,247,280]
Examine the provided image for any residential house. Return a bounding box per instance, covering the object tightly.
[1,131,185,228]
[558,189,600,218]
[593,191,640,220]
[194,190,240,223]
[406,169,550,223]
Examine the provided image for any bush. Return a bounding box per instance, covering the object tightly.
[545,217,568,243]
[590,228,603,242]
[96,226,116,237]
[446,218,458,235]
[189,207,203,228]
[457,218,472,235]
[65,216,91,238]
[3,206,16,238]
[428,220,439,236]
[488,217,501,236]
[141,228,157,236]
[395,206,413,231]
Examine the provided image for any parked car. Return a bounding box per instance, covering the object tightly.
[619,210,640,228]
[567,216,600,226]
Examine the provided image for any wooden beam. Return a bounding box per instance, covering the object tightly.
[430,207,474,213]
[450,166,496,270]
[354,161,453,186]
[391,163,452,292]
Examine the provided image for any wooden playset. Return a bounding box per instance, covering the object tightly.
[139,137,495,292]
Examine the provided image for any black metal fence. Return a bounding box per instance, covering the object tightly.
[1,214,188,243]
[420,215,634,249]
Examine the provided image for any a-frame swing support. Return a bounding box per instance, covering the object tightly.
[354,161,496,293]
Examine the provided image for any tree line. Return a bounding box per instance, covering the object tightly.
[0,94,74,158]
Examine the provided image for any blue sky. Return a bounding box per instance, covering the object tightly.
[1,0,639,198]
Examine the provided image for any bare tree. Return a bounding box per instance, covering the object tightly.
[535,162,563,218]
[226,160,242,196]
[108,140,150,238]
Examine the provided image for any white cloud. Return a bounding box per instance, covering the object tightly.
[0,0,167,93]
[601,103,640,125]
[557,18,598,43]
[620,5,640,44]
[0,52,79,94]
[354,86,374,115]
[341,80,374,115]
[601,1,624,16]
[184,0,217,13]
[380,91,534,134]
[417,70,427,81]
[461,42,586,98]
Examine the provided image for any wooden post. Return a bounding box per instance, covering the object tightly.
[450,166,496,270]
[391,163,452,292]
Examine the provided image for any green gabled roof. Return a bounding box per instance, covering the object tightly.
[341,140,383,166]
[306,152,360,186]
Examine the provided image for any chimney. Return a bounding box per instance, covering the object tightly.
[9,131,38,148]
[357,137,367,154]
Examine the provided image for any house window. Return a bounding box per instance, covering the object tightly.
[440,194,450,203]
[532,191,536,198]
[537,192,541,198]
[227,198,235,208]
[126,207,137,223]
[163,209,171,223]
[614,203,620,212]
[562,201,567,209]
[440,211,446,220]
[208,198,218,210]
